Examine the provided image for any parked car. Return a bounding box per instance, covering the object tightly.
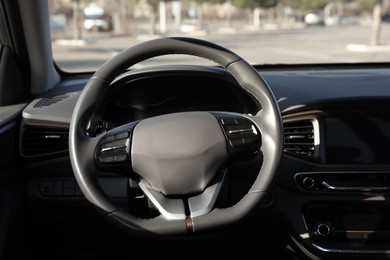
[83,3,112,32]
[2,1,390,259]
[304,12,324,26]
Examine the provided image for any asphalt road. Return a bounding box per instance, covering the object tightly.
[52,22,390,72]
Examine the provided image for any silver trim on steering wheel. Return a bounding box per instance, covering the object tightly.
[138,169,227,220]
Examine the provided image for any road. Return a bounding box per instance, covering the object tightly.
[52,23,390,72]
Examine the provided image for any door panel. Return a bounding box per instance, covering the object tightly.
[0,104,26,259]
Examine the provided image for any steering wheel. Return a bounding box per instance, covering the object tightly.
[69,37,283,236]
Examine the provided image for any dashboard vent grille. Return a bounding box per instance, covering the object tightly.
[21,126,69,157]
[34,94,70,108]
[284,121,315,156]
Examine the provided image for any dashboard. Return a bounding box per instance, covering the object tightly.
[19,64,390,259]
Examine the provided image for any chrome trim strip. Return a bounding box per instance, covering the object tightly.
[312,243,390,254]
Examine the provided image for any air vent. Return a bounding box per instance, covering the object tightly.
[284,120,315,157]
[34,94,70,108]
[21,126,69,157]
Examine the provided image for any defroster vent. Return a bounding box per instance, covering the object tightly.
[21,126,69,157]
[33,94,71,108]
[284,120,315,157]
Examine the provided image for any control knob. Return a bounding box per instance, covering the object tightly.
[315,223,332,237]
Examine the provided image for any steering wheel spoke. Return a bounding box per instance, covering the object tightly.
[138,179,186,220]
[138,168,227,220]
[187,168,227,218]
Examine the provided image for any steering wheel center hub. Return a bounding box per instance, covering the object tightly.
[131,112,228,196]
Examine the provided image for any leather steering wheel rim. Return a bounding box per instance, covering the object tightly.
[69,37,283,236]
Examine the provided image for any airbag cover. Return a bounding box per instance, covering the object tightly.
[131,112,228,196]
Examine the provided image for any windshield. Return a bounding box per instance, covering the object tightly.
[49,0,390,72]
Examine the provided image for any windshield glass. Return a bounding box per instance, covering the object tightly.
[49,0,390,72]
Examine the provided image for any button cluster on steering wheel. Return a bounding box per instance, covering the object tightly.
[214,113,262,158]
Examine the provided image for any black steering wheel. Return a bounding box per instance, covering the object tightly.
[69,37,283,236]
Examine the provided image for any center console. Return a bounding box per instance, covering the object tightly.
[294,171,390,255]
[283,108,390,256]
[304,201,390,253]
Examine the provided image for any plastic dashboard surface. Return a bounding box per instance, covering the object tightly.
[22,66,390,124]
[20,65,390,259]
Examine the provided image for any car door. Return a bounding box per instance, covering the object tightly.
[0,1,31,259]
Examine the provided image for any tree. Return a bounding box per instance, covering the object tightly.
[147,0,159,34]
[233,0,278,9]
[106,0,133,35]
[370,0,382,46]
[356,0,377,12]
[356,0,383,46]
[118,0,133,34]
[232,0,278,27]
[281,0,328,10]
[193,0,225,28]
[71,0,82,40]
